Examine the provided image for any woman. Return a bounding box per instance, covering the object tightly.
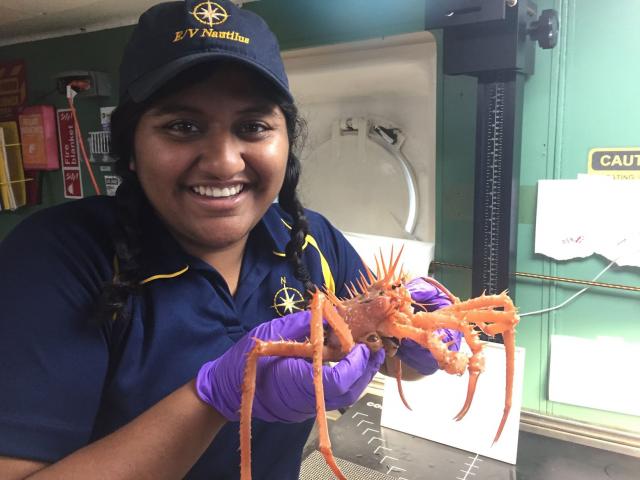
[0,1,457,478]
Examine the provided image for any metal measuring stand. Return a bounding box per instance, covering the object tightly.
[425,0,558,305]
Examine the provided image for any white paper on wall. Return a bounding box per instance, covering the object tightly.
[535,176,640,267]
[381,341,526,465]
[549,335,640,416]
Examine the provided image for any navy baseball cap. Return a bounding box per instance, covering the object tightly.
[119,0,292,102]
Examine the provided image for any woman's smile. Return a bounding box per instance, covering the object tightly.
[189,184,244,199]
[186,181,246,208]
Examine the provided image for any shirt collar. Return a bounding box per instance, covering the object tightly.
[137,204,291,283]
[138,210,191,282]
[260,203,294,256]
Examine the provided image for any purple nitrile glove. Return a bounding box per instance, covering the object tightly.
[396,277,462,375]
[196,310,385,423]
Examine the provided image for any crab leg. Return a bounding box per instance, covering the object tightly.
[241,339,314,480]
[452,330,485,423]
[442,292,514,315]
[321,292,355,357]
[385,317,486,423]
[392,357,412,410]
[458,298,518,443]
[306,293,347,480]
[384,320,471,376]
[240,292,355,480]
[492,328,515,443]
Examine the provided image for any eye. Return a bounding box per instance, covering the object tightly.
[237,120,271,136]
[164,120,201,136]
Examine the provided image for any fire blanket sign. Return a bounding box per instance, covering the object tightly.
[56,109,84,198]
[588,148,640,180]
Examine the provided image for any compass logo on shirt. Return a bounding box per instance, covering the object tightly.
[272,277,305,317]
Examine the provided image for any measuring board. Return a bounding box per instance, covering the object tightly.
[471,72,524,300]
[301,393,514,480]
[301,393,640,480]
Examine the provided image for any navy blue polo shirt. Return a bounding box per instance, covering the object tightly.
[0,196,365,479]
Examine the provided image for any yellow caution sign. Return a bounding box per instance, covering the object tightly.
[588,148,640,180]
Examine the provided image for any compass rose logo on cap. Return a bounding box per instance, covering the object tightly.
[191,1,229,27]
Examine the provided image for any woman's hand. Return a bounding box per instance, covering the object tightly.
[396,277,462,375]
[196,311,385,422]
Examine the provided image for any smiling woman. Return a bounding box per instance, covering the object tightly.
[0,1,390,479]
[130,64,290,290]
[0,1,458,479]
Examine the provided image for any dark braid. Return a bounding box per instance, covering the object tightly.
[93,62,314,324]
[91,97,151,326]
[279,151,314,296]
[91,173,147,326]
[277,101,315,298]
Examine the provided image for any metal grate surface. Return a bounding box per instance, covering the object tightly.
[299,450,399,480]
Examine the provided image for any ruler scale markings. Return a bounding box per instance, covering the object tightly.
[457,453,481,480]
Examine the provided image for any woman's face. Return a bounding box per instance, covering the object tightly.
[132,65,289,257]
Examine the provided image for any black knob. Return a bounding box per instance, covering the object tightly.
[529,9,559,49]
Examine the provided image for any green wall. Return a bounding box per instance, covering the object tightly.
[437,0,640,432]
[1,0,638,432]
[517,0,639,429]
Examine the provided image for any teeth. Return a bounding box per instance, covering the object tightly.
[191,184,243,198]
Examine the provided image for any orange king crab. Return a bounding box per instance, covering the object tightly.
[239,248,519,480]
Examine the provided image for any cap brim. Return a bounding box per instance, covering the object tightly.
[126,51,293,103]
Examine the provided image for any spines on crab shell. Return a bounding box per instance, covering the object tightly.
[323,247,408,315]
[322,288,345,311]
[377,245,404,286]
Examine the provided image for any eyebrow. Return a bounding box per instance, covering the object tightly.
[237,103,281,117]
[147,103,203,116]
[147,102,281,117]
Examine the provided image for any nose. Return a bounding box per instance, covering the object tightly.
[197,129,245,179]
